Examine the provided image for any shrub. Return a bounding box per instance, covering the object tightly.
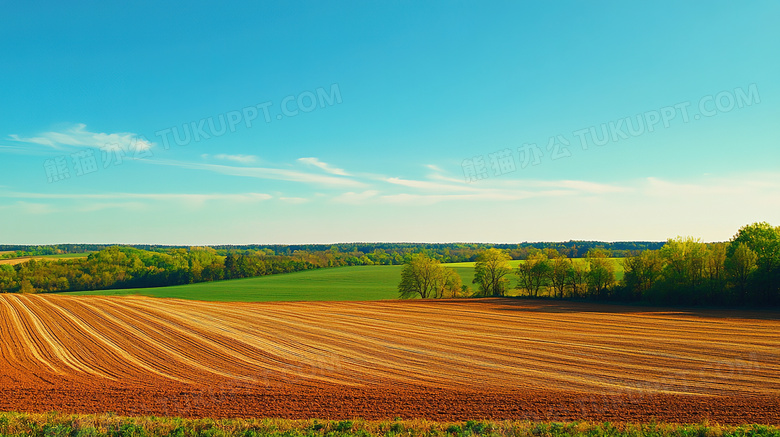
[333,420,354,433]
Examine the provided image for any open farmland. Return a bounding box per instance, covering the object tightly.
[0,252,91,266]
[0,294,778,423]
[68,259,624,301]
[68,265,404,301]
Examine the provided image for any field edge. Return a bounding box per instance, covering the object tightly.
[1,412,779,437]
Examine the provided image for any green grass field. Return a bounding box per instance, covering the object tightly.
[69,265,404,302]
[69,259,624,303]
[2,412,776,437]
[2,413,778,437]
[40,252,93,259]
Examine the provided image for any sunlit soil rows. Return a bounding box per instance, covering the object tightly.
[0,295,778,423]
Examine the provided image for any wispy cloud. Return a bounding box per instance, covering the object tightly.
[378,192,525,205]
[297,157,349,176]
[0,191,273,202]
[0,192,275,214]
[376,189,578,205]
[202,153,258,164]
[150,159,366,188]
[12,201,55,215]
[77,202,148,212]
[642,174,780,197]
[381,176,628,200]
[8,123,153,154]
[279,197,309,204]
[386,177,479,192]
[332,190,379,204]
[497,179,631,194]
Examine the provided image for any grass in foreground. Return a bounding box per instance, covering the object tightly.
[0,413,777,437]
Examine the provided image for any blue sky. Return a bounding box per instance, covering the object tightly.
[1,1,778,244]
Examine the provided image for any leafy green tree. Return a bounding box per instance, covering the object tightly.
[516,251,551,297]
[653,237,709,304]
[728,222,780,273]
[566,260,589,298]
[660,237,707,286]
[705,242,728,299]
[0,265,17,292]
[727,222,780,303]
[398,254,460,299]
[548,252,571,299]
[438,268,463,298]
[224,253,238,279]
[473,249,512,297]
[706,243,728,282]
[622,250,663,300]
[19,279,34,294]
[586,249,614,298]
[726,242,758,299]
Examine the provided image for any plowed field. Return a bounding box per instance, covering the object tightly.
[0,295,778,423]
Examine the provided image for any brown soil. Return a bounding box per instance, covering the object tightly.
[0,295,778,423]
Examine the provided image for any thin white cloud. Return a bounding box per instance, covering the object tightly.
[0,145,27,151]
[0,192,273,202]
[332,190,379,204]
[379,193,518,205]
[0,191,275,214]
[463,177,629,194]
[13,201,55,215]
[526,179,630,194]
[149,159,366,188]
[642,174,780,197]
[279,197,309,204]
[297,157,349,176]
[9,123,153,154]
[377,190,576,205]
[384,176,628,198]
[422,163,632,195]
[202,153,258,164]
[77,202,148,212]
[427,172,470,184]
[385,177,479,192]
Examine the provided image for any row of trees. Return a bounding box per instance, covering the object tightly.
[0,241,665,263]
[398,222,780,306]
[480,247,619,299]
[0,241,664,295]
[0,246,400,294]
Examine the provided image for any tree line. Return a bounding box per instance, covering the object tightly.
[0,245,418,293]
[0,242,663,294]
[0,242,648,294]
[398,222,780,306]
[0,241,664,262]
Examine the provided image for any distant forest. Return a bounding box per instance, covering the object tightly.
[0,241,663,295]
[2,224,778,308]
[0,241,664,259]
